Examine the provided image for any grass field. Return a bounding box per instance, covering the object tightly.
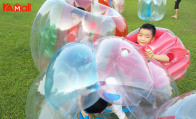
[0,0,195,118]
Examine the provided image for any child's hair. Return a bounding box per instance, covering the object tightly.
[71,7,85,17]
[84,98,109,113]
[77,7,85,11]
[139,23,156,37]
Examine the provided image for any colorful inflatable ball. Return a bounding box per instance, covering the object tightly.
[30,0,128,72]
[137,0,167,21]
[126,27,190,80]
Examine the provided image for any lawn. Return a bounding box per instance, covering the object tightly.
[0,0,195,118]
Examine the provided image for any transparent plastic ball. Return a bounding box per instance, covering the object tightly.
[137,0,167,21]
[30,0,128,72]
[45,42,100,115]
[26,72,66,119]
[26,72,97,119]
[134,60,179,119]
[93,36,179,119]
[155,91,196,119]
[27,37,179,119]
[26,42,99,118]
[94,36,154,105]
[25,72,133,119]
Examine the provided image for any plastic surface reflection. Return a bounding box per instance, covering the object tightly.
[26,37,179,119]
[31,0,128,72]
[26,73,65,119]
[45,42,99,115]
[155,91,196,119]
[137,0,167,21]
[94,37,178,119]
[126,27,190,80]
[94,37,154,104]
[26,73,83,119]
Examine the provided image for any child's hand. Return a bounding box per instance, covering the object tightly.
[145,49,154,59]
[146,49,170,62]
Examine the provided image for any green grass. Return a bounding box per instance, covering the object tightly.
[0,0,195,118]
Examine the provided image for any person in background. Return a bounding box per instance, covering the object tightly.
[172,0,181,19]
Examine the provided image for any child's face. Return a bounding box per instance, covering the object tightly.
[137,28,154,46]
[72,13,82,26]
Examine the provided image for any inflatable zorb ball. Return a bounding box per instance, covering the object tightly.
[155,91,196,119]
[136,60,179,119]
[94,36,178,119]
[45,42,99,115]
[30,0,128,72]
[26,42,100,118]
[137,0,167,21]
[94,36,154,105]
[94,36,153,119]
[26,72,65,119]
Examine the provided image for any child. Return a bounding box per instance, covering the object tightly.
[80,98,128,119]
[172,0,181,19]
[137,23,170,62]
